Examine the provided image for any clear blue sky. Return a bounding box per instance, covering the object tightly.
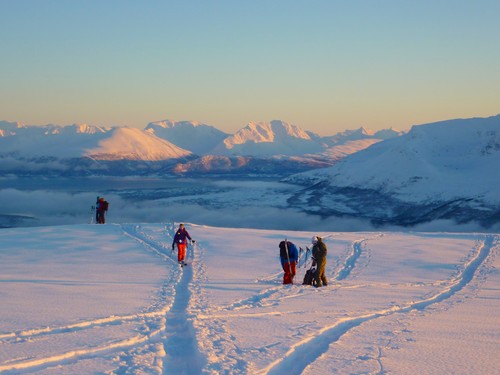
[1,0,499,135]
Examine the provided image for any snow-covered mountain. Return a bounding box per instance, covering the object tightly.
[0,122,191,161]
[209,121,402,160]
[287,115,500,227]
[210,120,322,156]
[1,119,401,176]
[85,127,191,161]
[145,120,228,155]
[163,120,403,174]
[0,121,109,159]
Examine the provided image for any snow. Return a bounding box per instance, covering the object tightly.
[1,223,498,374]
[314,139,381,160]
[211,120,321,157]
[1,119,400,162]
[0,123,191,161]
[288,115,500,203]
[85,127,191,161]
[145,120,228,156]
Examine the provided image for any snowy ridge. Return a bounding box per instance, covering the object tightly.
[1,224,498,373]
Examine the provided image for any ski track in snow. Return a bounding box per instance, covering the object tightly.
[215,234,380,315]
[260,235,497,375]
[0,224,191,374]
[334,236,377,281]
[0,229,497,374]
[123,224,207,374]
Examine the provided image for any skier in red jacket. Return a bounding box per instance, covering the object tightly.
[172,223,194,265]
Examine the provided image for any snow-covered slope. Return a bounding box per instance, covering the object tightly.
[0,223,498,374]
[145,120,229,155]
[287,115,500,227]
[314,127,404,161]
[85,127,191,161]
[312,139,382,161]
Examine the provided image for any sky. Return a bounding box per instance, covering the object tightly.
[1,0,499,135]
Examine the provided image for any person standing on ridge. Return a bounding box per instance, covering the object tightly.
[279,240,299,284]
[172,223,194,266]
[311,236,328,287]
[97,197,109,224]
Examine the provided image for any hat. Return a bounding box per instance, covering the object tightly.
[311,236,318,244]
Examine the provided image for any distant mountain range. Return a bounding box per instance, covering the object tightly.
[0,119,402,175]
[286,115,500,228]
[1,114,498,228]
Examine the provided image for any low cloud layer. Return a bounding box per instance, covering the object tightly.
[1,188,498,234]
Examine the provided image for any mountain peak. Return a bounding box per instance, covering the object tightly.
[357,126,374,136]
[228,120,312,146]
[60,123,108,135]
[212,120,318,156]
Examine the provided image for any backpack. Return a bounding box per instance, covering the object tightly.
[303,266,317,286]
[102,201,109,211]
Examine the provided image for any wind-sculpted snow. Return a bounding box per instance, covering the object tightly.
[0,225,498,374]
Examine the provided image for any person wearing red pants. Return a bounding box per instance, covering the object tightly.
[172,223,193,266]
[279,240,299,284]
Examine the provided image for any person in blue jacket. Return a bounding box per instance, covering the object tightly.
[279,240,299,284]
